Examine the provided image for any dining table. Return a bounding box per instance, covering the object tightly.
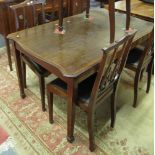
[7,8,153,142]
[114,0,154,22]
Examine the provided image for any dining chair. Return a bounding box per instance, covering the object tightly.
[10,0,50,111]
[45,0,69,21]
[125,29,154,107]
[47,30,136,151]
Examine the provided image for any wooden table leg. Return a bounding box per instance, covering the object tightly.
[5,38,13,71]
[12,42,26,99]
[67,79,77,143]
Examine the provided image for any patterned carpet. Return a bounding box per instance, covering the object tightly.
[0,35,5,48]
[0,47,153,155]
[0,126,17,155]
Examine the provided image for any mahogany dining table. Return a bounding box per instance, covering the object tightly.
[7,8,153,142]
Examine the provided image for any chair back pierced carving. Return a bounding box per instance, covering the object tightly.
[89,30,137,107]
[10,0,46,31]
[138,28,154,69]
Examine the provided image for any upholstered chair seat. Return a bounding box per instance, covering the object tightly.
[126,46,143,64]
[49,74,96,105]
[24,56,49,75]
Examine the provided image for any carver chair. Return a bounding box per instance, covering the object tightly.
[47,30,136,151]
[125,29,154,107]
[10,0,50,111]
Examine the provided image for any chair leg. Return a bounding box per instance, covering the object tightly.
[21,60,27,88]
[5,38,13,71]
[87,111,95,152]
[110,90,116,128]
[146,60,153,93]
[100,1,104,8]
[38,75,46,111]
[133,72,140,108]
[140,69,144,81]
[47,91,54,124]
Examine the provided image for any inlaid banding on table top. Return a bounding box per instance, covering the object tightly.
[7,9,153,77]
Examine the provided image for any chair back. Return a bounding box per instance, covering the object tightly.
[50,0,68,12]
[89,30,137,108]
[10,0,46,31]
[138,28,154,69]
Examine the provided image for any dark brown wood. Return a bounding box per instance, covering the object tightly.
[7,9,153,148]
[0,0,23,71]
[38,75,46,111]
[10,0,46,30]
[66,79,77,143]
[108,0,131,42]
[21,58,26,88]
[47,90,54,123]
[47,30,136,151]
[126,0,130,30]
[0,0,87,35]
[146,57,153,93]
[69,0,87,15]
[12,41,26,98]
[0,0,86,71]
[86,0,90,18]
[58,0,64,31]
[10,0,50,111]
[125,29,154,107]
[8,10,153,77]
[108,0,115,43]
[0,0,23,36]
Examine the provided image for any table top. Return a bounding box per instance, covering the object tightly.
[8,9,153,77]
[114,0,154,22]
